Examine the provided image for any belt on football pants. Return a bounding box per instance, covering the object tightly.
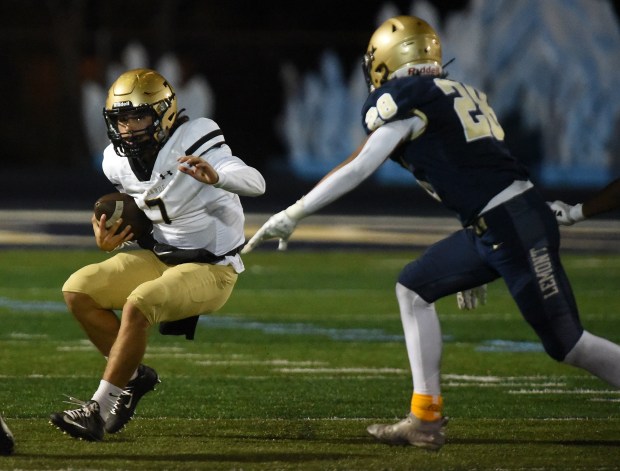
[473,216,488,236]
[152,243,243,265]
[473,180,533,237]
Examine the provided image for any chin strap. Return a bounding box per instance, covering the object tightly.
[440,58,455,78]
[442,58,455,69]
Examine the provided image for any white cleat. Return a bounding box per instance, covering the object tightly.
[367,413,447,450]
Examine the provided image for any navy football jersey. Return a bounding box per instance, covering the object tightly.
[361,76,529,226]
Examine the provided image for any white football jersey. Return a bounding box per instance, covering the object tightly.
[102,118,265,272]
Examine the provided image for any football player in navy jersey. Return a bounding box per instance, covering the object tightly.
[549,177,620,225]
[243,16,620,450]
[50,69,265,441]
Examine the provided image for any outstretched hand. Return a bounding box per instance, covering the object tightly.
[241,210,298,253]
[547,200,584,226]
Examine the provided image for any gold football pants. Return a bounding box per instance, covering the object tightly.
[62,250,238,325]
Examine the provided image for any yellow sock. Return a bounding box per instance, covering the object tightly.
[411,393,443,421]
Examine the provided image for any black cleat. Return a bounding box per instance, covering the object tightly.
[105,364,160,434]
[0,415,15,455]
[50,399,104,441]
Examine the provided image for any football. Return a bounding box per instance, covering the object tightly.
[94,192,153,240]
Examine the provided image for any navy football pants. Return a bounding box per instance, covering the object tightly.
[398,189,583,361]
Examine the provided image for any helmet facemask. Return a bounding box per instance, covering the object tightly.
[104,98,175,158]
[363,47,386,93]
[103,68,178,159]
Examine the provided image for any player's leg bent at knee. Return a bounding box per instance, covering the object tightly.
[90,300,158,427]
[505,243,620,388]
[52,260,240,440]
[473,191,620,386]
[104,301,151,388]
[63,251,165,310]
[128,262,238,325]
[98,263,238,430]
[563,331,620,388]
[51,251,169,437]
[50,299,156,440]
[63,291,121,356]
[545,289,620,389]
[62,250,165,356]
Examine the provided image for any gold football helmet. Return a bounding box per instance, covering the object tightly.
[103,68,177,158]
[363,15,442,91]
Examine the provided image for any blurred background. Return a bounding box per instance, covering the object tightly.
[2,0,619,214]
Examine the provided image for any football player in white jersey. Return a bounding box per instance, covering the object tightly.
[50,68,265,441]
[243,16,620,450]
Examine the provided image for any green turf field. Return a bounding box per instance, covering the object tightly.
[1,248,619,470]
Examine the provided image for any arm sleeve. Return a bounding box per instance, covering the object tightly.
[301,118,417,215]
[210,149,266,197]
[182,119,266,196]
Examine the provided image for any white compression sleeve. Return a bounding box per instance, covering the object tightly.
[301,118,420,215]
[563,330,620,387]
[212,156,266,196]
[396,282,442,395]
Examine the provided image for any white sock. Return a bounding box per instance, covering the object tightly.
[563,330,620,388]
[396,283,442,395]
[92,380,124,421]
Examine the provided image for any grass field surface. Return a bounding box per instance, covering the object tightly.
[1,248,619,470]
